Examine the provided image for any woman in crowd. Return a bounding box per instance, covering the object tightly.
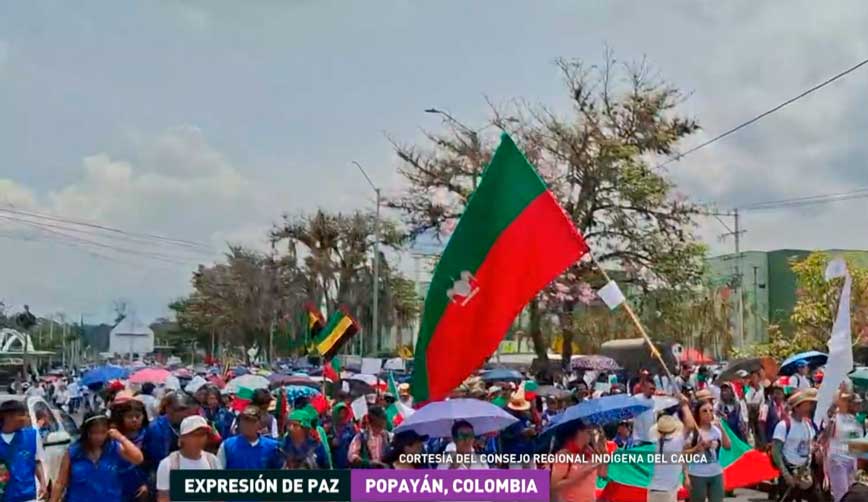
[686,398,731,502]
[200,385,234,441]
[824,392,862,502]
[330,403,357,469]
[549,421,608,502]
[384,430,428,469]
[284,409,329,469]
[648,394,695,502]
[50,412,144,502]
[111,392,149,502]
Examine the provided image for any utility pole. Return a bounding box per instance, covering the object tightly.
[709,209,747,349]
[352,161,381,358]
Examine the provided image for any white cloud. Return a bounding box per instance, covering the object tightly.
[0,125,279,322]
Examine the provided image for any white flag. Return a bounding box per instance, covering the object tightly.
[351,395,369,421]
[814,258,853,426]
[597,280,626,310]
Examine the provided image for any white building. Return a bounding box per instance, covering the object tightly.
[108,316,154,357]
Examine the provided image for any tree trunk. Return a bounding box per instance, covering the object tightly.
[561,327,575,370]
[529,298,548,361]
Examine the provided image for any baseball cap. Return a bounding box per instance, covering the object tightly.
[179,415,211,436]
[239,405,261,421]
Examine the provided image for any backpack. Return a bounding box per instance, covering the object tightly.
[168,451,220,470]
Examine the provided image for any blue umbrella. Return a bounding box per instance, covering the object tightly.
[480,368,523,383]
[780,351,828,376]
[285,385,321,402]
[394,398,518,437]
[543,394,653,436]
[81,365,129,387]
[232,366,249,376]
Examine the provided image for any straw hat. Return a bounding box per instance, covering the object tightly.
[507,387,531,412]
[788,388,818,408]
[651,414,684,439]
[695,389,714,402]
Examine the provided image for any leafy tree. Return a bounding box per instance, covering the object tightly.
[388,54,705,365]
[735,252,868,359]
[270,209,407,354]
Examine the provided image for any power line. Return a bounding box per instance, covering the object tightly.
[0,206,213,251]
[659,56,868,168]
[741,187,868,210]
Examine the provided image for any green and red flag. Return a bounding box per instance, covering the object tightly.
[230,386,255,412]
[323,357,340,383]
[411,133,588,402]
[314,309,360,361]
[595,422,779,501]
[385,372,413,429]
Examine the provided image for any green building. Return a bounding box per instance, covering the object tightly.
[706,249,868,348]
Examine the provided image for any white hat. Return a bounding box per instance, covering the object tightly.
[179,415,210,436]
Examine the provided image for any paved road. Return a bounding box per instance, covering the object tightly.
[732,488,768,502]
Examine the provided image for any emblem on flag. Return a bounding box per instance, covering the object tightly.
[446,271,480,306]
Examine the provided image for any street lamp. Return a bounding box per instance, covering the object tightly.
[352,161,381,357]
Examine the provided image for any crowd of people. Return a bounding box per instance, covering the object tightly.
[0,358,865,502]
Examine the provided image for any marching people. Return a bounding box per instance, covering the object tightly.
[200,385,234,441]
[823,392,862,502]
[50,412,144,502]
[686,398,732,502]
[283,409,329,469]
[217,406,283,469]
[383,430,429,469]
[772,389,820,502]
[348,406,391,468]
[330,402,357,469]
[0,400,48,502]
[791,362,813,391]
[550,421,609,502]
[142,391,200,493]
[110,392,150,502]
[155,416,222,502]
[715,382,748,442]
[632,378,657,445]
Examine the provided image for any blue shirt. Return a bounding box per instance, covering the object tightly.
[332,424,356,469]
[117,430,147,502]
[202,407,234,441]
[222,435,283,469]
[283,438,328,469]
[142,416,177,473]
[0,427,38,502]
[66,439,124,502]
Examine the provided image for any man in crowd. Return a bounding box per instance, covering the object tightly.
[143,392,200,488]
[772,389,820,502]
[631,378,656,445]
[791,361,813,391]
[155,416,221,502]
[217,406,283,469]
[0,400,47,502]
[348,406,390,468]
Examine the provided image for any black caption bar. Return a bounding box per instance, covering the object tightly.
[170,469,351,501]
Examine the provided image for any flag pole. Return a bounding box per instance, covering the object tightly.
[589,255,674,381]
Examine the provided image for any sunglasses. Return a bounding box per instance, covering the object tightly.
[454,432,475,441]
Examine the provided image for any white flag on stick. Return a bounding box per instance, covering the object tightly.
[351,395,369,421]
[597,280,626,310]
[814,258,854,426]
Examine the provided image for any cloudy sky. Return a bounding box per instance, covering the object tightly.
[2,1,867,322]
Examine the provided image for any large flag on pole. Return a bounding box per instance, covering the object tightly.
[814,258,854,426]
[411,133,588,402]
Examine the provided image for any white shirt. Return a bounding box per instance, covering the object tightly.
[773,418,815,466]
[156,452,222,496]
[649,435,686,491]
[438,442,488,469]
[687,426,724,477]
[631,395,656,443]
[67,383,80,398]
[135,395,157,421]
[791,374,811,391]
[829,413,861,460]
[746,386,765,407]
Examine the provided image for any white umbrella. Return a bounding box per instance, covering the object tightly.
[185,376,208,394]
[225,374,270,394]
[394,398,518,438]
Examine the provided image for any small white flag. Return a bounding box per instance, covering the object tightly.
[351,396,368,421]
[597,280,626,310]
[341,381,350,393]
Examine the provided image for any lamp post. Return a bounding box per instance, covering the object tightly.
[352,161,380,357]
